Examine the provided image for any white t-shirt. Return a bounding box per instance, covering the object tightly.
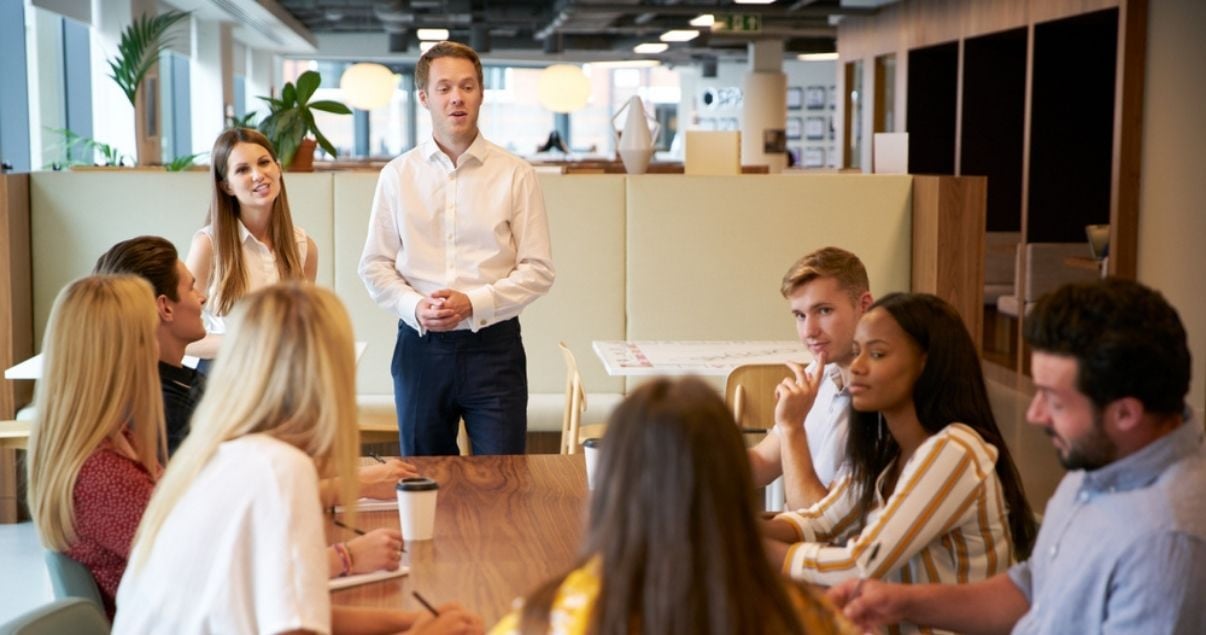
[113,434,330,635]
[774,362,851,486]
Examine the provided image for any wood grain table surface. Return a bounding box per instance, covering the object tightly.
[328,454,589,625]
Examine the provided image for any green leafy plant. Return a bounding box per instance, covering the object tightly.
[257,70,352,167]
[107,10,190,106]
[165,152,207,172]
[45,128,131,167]
[226,111,259,129]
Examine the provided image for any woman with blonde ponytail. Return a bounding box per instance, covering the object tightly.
[27,275,164,619]
[114,282,482,635]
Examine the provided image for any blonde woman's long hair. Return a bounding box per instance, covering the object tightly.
[207,128,304,315]
[130,282,360,570]
[27,275,164,551]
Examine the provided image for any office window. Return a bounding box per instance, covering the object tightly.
[159,51,191,162]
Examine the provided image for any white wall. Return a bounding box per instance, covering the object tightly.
[1136,0,1206,420]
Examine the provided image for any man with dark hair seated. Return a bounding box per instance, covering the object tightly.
[829,278,1206,634]
[95,236,206,455]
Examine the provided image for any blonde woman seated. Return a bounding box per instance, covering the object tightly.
[26,275,166,619]
[492,377,856,635]
[763,294,1036,634]
[114,283,482,635]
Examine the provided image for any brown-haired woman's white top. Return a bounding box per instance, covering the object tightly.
[195,222,310,334]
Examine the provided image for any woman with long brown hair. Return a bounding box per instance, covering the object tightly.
[764,293,1036,634]
[492,377,854,635]
[186,127,317,362]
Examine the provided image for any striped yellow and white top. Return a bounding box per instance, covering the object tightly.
[778,423,1013,602]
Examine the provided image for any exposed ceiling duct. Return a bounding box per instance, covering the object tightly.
[270,0,894,58]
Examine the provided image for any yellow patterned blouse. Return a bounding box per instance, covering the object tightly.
[490,559,857,635]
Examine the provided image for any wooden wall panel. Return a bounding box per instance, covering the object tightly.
[912,175,988,351]
[0,173,31,524]
[0,174,32,419]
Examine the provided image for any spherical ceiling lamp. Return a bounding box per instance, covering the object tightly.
[537,64,591,114]
[339,63,398,110]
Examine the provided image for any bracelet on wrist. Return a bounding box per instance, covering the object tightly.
[334,541,353,577]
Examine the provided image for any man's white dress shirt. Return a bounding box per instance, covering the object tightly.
[359,134,555,334]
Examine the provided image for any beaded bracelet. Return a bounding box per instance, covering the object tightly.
[333,542,353,577]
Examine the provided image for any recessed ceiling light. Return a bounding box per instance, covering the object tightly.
[633,42,669,54]
[660,29,700,42]
[419,41,437,53]
[689,14,715,28]
[734,0,777,4]
[417,28,449,41]
[797,52,839,61]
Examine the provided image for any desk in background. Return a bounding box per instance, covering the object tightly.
[329,454,588,625]
[592,340,809,377]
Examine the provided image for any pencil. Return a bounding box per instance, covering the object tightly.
[413,591,440,616]
[333,519,366,536]
[370,453,387,464]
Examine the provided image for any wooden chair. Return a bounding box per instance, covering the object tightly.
[558,342,606,455]
[725,363,795,512]
[724,364,795,435]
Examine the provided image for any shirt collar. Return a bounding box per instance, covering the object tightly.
[421,133,489,168]
[1081,409,1202,494]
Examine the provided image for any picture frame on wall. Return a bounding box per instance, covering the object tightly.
[805,85,826,109]
[786,117,803,140]
[804,148,825,168]
[804,116,826,140]
[787,86,803,110]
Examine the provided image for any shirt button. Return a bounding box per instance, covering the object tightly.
[479,319,487,326]
[1078,491,1090,503]
[1049,544,1058,559]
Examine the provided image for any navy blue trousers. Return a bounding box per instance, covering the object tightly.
[391,318,528,456]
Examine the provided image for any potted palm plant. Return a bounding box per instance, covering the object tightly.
[257,71,352,171]
[107,9,190,166]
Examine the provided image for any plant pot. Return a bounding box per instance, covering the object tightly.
[289,138,317,172]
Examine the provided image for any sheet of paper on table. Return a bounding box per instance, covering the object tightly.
[329,566,409,591]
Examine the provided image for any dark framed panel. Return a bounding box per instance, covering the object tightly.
[961,28,1027,233]
[906,41,959,175]
[1027,8,1118,243]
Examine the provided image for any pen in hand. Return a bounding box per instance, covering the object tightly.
[413,591,440,616]
[370,453,387,464]
[853,543,882,601]
[332,519,366,536]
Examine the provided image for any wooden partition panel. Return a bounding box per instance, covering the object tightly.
[912,175,988,351]
[1,174,31,523]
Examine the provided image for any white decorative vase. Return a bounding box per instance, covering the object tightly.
[611,96,660,174]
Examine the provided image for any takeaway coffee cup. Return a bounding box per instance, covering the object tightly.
[582,438,601,490]
[396,477,439,541]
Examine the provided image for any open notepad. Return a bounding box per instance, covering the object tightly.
[333,498,398,514]
[329,566,409,591]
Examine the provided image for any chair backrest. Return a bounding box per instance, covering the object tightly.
[724,364,795,432]
[558,342,589,454]
[1022,242,1100,302]
[0,598,109,635]
[43,552,104,609]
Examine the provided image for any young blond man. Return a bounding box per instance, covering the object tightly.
[748,247,873,509]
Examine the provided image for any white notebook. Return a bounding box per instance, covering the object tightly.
[329,566,409,591]
[333,497,398,514]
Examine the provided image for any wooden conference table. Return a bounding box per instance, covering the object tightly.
[329,454,589,625]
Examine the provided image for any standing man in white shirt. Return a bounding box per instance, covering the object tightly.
[748,247,873,509]
[359,41,555,456]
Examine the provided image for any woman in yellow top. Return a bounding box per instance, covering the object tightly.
[492,377,855,635]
